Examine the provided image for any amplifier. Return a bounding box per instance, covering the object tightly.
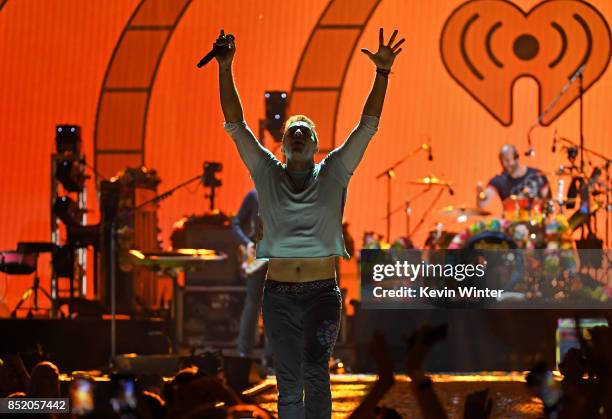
[171,214,241,285]
[179,285,246,347]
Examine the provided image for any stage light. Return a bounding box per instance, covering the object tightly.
[53,196,80,227]
[202,162,222,188]
[264,91,288,141]
[55,157,86,192]
[55,124,81,154]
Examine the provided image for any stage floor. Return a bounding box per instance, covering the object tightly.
[252,373,542,418]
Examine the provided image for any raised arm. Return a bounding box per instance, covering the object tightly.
[331,29,404,174]
[361,28,404,118]
[216,30,243,122]
[476,181,496,208]
[214,31,276,177]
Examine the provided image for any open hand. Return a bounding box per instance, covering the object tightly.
[361,28,405,70]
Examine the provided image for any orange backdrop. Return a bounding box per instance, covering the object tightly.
[1,0,611,313]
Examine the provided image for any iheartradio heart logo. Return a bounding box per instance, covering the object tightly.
[440,0,611,126]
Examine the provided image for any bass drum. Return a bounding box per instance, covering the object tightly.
[465,230,517,250]
[461,231,523,293]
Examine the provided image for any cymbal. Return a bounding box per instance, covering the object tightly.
[440,205,491,217]
[408,175,451,186]
[128,249,227,270]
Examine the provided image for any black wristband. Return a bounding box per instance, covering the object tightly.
[376,67,391,77]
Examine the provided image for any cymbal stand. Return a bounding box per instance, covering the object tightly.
[11,254,53,317]
[376,143,431,241]
[385,186,434,237]
[410,187,449,238]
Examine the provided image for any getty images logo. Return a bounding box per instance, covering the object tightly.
[440,0,612,126]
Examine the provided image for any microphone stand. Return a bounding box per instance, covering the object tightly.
[526,65,585,154]
[555,136,612,163]
[376,144,430,242]
[385,186,433,237]
[410,186,451,238]
[556,135,612,248]
[108,171,204,368]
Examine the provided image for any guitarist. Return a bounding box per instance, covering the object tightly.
[231,188,267,358]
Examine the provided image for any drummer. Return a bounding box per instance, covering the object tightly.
[476,144,550,209]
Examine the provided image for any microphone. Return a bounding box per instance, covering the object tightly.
[552,130,557,153]
[197,32,234,68]
[422,141,433,161]
[524,148,535,157]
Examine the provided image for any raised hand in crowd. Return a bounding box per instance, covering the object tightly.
[349,331,396,419]
[404,324,449,419]
[0,353,30,397]
[463,389,492,419]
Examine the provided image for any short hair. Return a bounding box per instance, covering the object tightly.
[29,361,60,398]
[283,115,318,143]
[499,144,518,159]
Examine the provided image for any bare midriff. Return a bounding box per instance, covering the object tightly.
[266,256,336,282]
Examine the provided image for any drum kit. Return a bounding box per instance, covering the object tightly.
[395,149,610,255]
[368,132,612,300]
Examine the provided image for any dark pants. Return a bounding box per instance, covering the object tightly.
[238,267,267,356]
[262,279,342,419]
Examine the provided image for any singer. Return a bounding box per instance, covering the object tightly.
[215,28,403,418]
[476,144,550,209]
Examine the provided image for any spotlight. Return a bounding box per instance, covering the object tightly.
[55,157,86,192]
[264,91,288,141]
[56,124,81,154]
[202,162,222,188]
[53,196,80,227]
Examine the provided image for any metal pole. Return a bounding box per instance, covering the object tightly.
[386,172,392,242]
[109,220,117,366]
[606,161,611,250]
[406,201,411,238]
[579,73,585,174]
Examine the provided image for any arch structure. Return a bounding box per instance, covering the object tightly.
[57,0,381,176]
[94,0,193,179]
[288,0,382,152]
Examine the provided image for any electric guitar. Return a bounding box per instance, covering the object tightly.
[239,244,267,276]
